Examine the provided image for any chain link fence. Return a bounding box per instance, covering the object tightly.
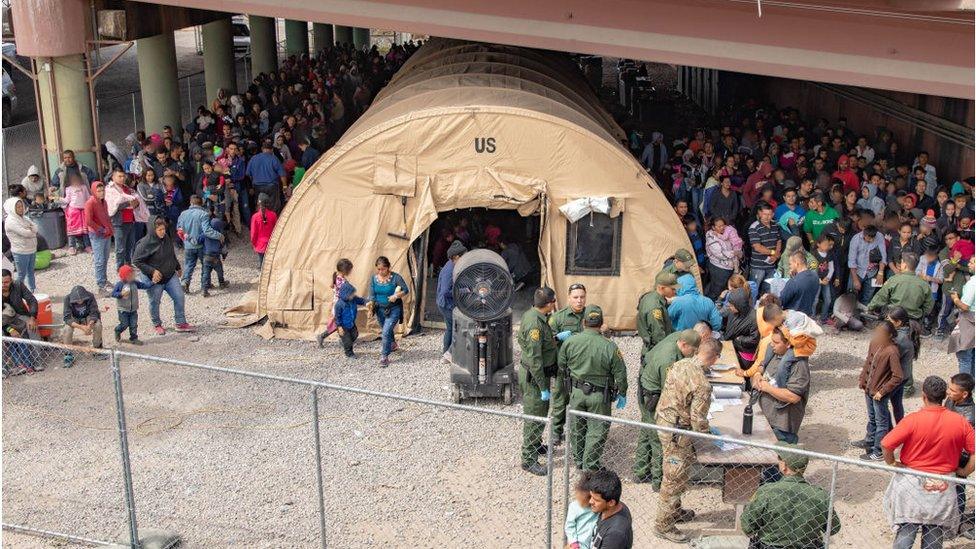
[1,120,44,198]
[1,336,553,548]
[565,409,975,548]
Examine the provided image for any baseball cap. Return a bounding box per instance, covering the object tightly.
[674,249,694,263]
[583,305,604,327]
[655,272,679,288]
[776,441,809,471]
[676,329,701,347]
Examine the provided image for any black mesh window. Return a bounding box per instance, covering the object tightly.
[565,212,622,276]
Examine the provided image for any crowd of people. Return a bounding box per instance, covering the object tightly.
[2,41,420,373]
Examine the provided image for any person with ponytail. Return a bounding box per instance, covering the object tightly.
[317,258,354,348]
[366,256,409,367]
[888,307,921,423]
[249,192,277,268]
[852,320,903,461]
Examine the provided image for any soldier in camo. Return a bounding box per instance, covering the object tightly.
[654,338,723,543]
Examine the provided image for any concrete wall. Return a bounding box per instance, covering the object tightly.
[760,77,974,183]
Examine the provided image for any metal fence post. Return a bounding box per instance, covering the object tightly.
[110,350,141,549]
[544,418,553,549]
[186,76,192,113]
[311,388,327,549]
[823,461,838,549]
[561,412,572,546]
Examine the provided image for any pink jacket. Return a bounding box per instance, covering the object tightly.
[705,225,744,271]
[62,183,91,209]
[250,209,278,254]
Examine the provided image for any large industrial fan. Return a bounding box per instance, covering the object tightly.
[449,249,515,404]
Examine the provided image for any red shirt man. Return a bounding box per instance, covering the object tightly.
[831,154,860,194]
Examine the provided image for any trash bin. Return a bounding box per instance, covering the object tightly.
[27,208,67,250]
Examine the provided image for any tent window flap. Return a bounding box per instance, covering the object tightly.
[565,210,622,276]
[372,154,417,197]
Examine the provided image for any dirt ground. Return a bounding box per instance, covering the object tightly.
[1,236,972,548]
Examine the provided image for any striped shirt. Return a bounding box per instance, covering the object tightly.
[748,220,781,270]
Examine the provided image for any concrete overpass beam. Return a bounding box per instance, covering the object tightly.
[312,23,334,54]
[285,20,309,55]
[136,32,182,135]
[202,17,238,107]
[249,15,278,76]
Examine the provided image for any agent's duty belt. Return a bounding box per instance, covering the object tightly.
[572,378,606,393]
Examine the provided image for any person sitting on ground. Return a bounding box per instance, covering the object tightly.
[668,273,722,332]
[779,250,821,316]
[588,470,633,549]
[61,285,105,366]
[564,472,598,549]
[741,442,841,549]
[2,301,40,376]
[882,376,975,549]
[868,252,935,322]
[853,321,903,461]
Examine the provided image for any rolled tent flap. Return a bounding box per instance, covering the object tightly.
[250,38,694,340]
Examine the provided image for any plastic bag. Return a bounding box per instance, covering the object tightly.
[558,197,611,223]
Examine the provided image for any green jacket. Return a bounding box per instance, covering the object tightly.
[557,330,628,397]
[940,248,972,295]
[640,331,686,393]
[741,475,841,548]
[868,271,935,319]
[517,308,557,392]
[549,306,585,342]
[636,291,673,353]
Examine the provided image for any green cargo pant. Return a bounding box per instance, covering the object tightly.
[633,394,662,485]
[568,387,611,471]
[519,368,550,466]
[550,368,569,439]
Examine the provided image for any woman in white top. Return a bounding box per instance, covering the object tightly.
[3,197,39,291]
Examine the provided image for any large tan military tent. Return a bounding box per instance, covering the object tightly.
[254,39,693,339]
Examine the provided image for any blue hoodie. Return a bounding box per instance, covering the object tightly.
[668,274,723,331]
[334,282,366,329]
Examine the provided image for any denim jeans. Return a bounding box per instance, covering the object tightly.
[89,232,112,287]
[68,233,90,251]
[958,349,975,377]
[236,182,252,226]
[375,305,402,357]
[201,254,225,290]
[182,247,203,287]
[891,382,907,424]
[12,252,36,292]
[816,283,833,321]
[439,305,454,353]
[864,392,892,455]
[853,278,877,305]
[893,523,945,549]
[140,274,187,326]
[937,295,955,334]
[772,429,799,444]
[113,222,137,270]
[115,310,139,340]
[749,265,774,295]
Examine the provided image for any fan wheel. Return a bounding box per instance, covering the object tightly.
[502,384,513,405]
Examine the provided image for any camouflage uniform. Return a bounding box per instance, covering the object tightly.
[548,306,585,439]
[516,307,557,467]
[560,310,627,471]
[654,356,711,533]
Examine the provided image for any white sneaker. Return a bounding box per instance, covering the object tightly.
[441,351,452,364]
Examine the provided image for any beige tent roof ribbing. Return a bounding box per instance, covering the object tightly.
[255,39,692,339]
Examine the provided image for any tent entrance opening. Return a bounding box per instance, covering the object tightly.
[422,208,541,327]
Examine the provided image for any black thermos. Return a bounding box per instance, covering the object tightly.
[742,403,754,435]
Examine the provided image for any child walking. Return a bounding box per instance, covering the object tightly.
[317,258,354,348]
[110,265,151,345]
[564,472,598,549]
[201,207,229,297]
[334,281,366,357]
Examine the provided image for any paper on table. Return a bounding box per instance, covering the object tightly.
[714,398,742,405]
[712,385,742,399]
[709,402,725,414]
[709,426,744,451]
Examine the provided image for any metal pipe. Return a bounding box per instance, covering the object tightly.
[561,413,571,546]
[2,523,116,547]
[311,388,328,549]
[569,409,976,486]
[544,418,553,549]
[110,351,141,549]
[823,461,838,549]
[112,349,551,423]
[131,93,137,136]
[47,58,64,164]
[85,52,103,177]
[27,58,49,183]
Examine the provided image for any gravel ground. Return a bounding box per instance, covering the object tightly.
[2,237,972,548]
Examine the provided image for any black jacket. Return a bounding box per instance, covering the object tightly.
[133,229,181,282]
[723,288,759,366]
[2,279,38,317]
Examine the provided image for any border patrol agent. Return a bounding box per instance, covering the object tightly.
[549,283,588,444]
[637,272,679,357]
[654,339,721,543]
[517,287,558,476]
[741,442,842,549]
[633,329,700,488]
[559,305,628,471]
[658,248,696,280]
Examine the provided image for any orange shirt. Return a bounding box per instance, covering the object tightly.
[881,406,975,474]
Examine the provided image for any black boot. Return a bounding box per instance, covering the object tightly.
[521,462,547,476]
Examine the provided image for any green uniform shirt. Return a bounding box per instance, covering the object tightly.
[549,306,585,342]
[557,330,628,397]
[868,271,935,319]
[658,263,693,280]
[636,291,673,353]
[517,308,558,392]
[741,475,841,548]
[640,332,686,393]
